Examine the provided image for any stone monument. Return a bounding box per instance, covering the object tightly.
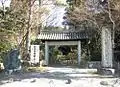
[3,49,21,75]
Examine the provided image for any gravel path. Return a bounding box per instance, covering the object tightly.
[0,67,120,87]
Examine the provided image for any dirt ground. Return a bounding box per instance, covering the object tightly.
[0,66,120,87]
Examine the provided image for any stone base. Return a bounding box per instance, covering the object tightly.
[97,68,115,75]
[40,60,47,67]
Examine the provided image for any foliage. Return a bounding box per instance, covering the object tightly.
[65,0,120,62]
[0,40,12,62]
[9,0,50,59]
[0,40,11,52]
[0,6,27,46]
[66,0,120,34]
[0,6,26,62]
[58,46,71,55]
[48,45,78,65]
[44,26,64,31]
[54,0,67,6]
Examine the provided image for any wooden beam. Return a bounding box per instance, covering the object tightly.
[48,41,78,46]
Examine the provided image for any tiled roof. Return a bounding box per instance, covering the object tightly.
[37,30,91,41]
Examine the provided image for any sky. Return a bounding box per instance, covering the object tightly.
[0,0,11,7]
[46,6,66,27]
[46,0,67,27]
[0,0,67,27]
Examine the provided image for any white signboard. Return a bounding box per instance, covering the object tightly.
[30,45,40,64]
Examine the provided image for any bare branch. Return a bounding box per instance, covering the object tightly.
[107,0,115,48]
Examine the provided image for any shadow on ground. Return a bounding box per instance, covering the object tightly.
[0,66,115,85]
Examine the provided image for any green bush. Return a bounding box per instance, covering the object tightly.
[0,41,13,62]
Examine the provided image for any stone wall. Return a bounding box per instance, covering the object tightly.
[87,61,101,69]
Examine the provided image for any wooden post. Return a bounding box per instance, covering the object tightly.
[78,41,81,65]
[101,28,113,68]
[45,41,49,65]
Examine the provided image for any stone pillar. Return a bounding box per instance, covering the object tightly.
[78,41,81,65]
[101,28,113,68]
[45,41,49,65]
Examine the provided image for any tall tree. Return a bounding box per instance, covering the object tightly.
[10,0,54,60]
[66,0,120,67]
